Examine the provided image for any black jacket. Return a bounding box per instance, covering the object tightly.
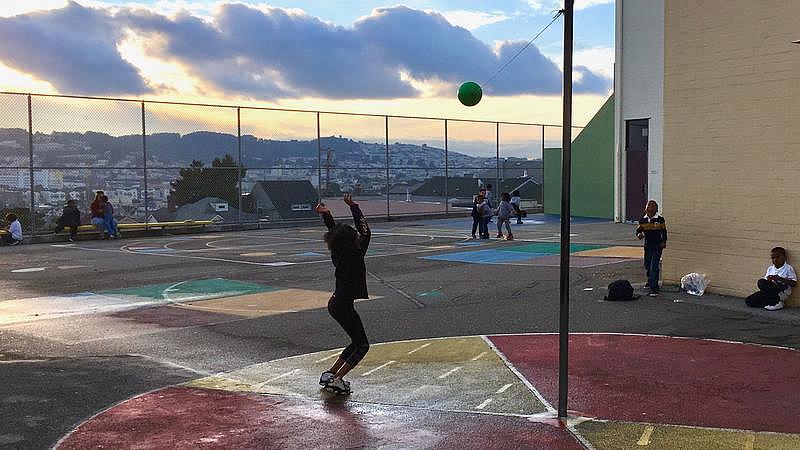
[635,215,667,248]
[322,205,371,300]
[58,206,81,227]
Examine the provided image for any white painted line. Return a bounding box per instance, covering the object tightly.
[438,366,462,379]
[315,352,340,363]
[637,425,654,446]
[11,267,46,273]
[583,287,594,291]
[254,369,299,388]
[742,433,755,450]
[58,265,89,270]
[496,383,513,394]
[361,360,396,376]
[264,262,295,266]
[475,398,493,410]
[470,351,487,361]
[480,336,555,414]
[407,342,431,354]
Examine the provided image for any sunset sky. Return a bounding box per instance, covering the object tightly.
[0,1,614,142]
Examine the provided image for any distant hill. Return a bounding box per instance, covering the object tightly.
[1,128,540,170]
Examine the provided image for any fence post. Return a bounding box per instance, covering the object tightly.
[142,102,148,229]
[496,122,500,197]
[385,116,390,220]
[444,119,448,216]
[237,107,242,227]
[316,112,322,203]
[542,124,546,207]
[27,94,34,235]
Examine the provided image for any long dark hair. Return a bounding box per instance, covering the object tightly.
[324,224,359,254]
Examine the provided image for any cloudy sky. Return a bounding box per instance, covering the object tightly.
[0,1,614,127]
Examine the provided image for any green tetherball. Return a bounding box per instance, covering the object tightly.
[457,81,482,106]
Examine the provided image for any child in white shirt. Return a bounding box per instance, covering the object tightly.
[2,213,22,245]
[745,247,797,311]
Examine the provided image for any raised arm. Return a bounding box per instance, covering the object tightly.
[344,194,370,252]
[315,202,336,230]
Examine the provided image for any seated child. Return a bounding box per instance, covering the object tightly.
[2,213,22,245]
[745,247,797,311]
[55,199,81,242]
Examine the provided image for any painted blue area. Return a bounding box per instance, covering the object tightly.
[294,252,324,257]
[422,213,606,230]
[422,249,550,264]
[455,241,488,246]
[138,248,177,253]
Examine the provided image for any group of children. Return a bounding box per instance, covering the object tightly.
[471,184,524,240]
[55,190,120,241]
[636,199,795,310]
[1,190,119,245]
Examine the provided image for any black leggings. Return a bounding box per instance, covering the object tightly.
[327,295,370,367]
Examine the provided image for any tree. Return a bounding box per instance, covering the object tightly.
[168,155,246,208]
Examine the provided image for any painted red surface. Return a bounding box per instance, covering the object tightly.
[111,305,238,327]
[489,334,800,433]
[57,386,582,449]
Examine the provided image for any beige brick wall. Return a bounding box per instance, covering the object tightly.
[663,0,800,305]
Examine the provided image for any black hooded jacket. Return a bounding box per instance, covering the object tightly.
[322,205,371,300]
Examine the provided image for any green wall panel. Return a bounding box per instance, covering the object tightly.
[543,95,614,219]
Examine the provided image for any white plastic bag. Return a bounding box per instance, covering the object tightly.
[680,273,709,296]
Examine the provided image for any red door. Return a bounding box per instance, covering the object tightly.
[625,119,648,221]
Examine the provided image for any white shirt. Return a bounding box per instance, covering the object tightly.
[9,220,22,241]
[764,263,797,301]
[510,196,521,206]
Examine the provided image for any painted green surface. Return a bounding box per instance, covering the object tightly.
[504,243,606,254]
[189,337,547,416]
[101,278,278,302]
[544,94,615,219]
[577,420,800,450]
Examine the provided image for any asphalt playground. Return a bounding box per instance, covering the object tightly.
[1,214,800,449]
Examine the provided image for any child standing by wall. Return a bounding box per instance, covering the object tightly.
[315,193,371,395]
[495,192,515,240]
[745,247,797,311]
[2,213,22,245]
[635,200,667,297]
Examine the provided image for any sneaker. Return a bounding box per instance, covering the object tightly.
[765,301,784,311]
[10,240,21,246]
[470,235,476,239]
[644,282,650,288]
[648,291,659,297]
[324,377,351,395]
[506,233,514,241]
[516,220,523,224]
[496,233,504,239]
[68,236,74,242]
[319,371,335,386]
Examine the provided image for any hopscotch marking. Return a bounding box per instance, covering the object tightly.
[438,367,462,379]
[362,360,395,376]
[637,425,654,446]
[475,398,493,410]
[407,343,431,354]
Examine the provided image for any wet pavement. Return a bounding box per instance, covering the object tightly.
[2,214,800,449]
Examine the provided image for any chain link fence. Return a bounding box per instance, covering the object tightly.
[0,92,577,234]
